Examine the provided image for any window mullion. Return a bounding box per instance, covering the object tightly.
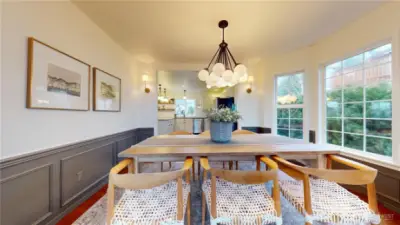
[363,52,367,153]
[341,61,344,148]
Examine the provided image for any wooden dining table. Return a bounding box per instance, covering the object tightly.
[118,134,341,173]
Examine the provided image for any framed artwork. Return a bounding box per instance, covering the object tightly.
[92,68,121,112]
[27,37,90,110]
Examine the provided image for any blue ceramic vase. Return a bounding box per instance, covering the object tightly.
[210,121,233,143]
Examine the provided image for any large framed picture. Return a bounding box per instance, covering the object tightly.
[27,37,90,110]
[92,68,121,112]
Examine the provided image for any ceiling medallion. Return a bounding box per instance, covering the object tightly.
[198,20,248,89]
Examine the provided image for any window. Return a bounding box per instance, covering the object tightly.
[325,44,392,157]
[276,73,304,139]
[175,99,196,117]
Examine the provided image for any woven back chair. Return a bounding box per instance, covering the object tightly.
[232,129,257,135]
[200,156,282,225]
[162,131,194,173]
[107,157,193,225]
[169,130,192,135]
[226,130,257,170]
[272,155,381,225]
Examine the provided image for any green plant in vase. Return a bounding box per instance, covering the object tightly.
[206,108,242,143]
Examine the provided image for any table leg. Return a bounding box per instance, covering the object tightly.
[128,157,135,174]
[317,154,326,169]
[134,156,139,174]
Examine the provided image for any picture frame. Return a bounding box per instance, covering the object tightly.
[92,68,121,112]
[27,37,91,111]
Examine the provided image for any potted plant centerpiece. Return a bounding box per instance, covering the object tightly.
[207,107,242,143]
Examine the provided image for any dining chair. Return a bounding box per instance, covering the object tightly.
[107,157,193,225]
[272,155,381,225]
[199,130,231,172]
[229,129,257,170]
[200,156,282,225]
[166,131,196,179]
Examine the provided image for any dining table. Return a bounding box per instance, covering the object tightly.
[118,133,341,174]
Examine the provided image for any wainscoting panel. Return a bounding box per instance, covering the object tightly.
[1,164,53,225]
[0,127,154,225]
[60,143,114,207]
[115,134,137,163]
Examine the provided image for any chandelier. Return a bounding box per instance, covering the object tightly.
[198,20,248,88]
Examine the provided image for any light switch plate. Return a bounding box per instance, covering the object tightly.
[77,170,83,181]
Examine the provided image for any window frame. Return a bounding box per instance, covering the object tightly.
[320,40,397,165]
[274,71,306,141]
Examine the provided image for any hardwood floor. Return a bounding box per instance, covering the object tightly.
[56,185,108,225]
[354,192,400,225]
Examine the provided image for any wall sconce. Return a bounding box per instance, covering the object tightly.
[142,74,150,93]
[246,76,254,94]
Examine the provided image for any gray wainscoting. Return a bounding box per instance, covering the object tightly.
[0,127,154,225]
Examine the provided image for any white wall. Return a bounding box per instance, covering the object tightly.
[258,2,400,166]
[1,1,157,159]
[0,1,2,156]
[235,59,264,127]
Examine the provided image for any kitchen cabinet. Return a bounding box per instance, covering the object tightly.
[158,119,174,135]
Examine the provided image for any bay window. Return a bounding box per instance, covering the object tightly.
[324,43,392,157]
[276,73,304,139]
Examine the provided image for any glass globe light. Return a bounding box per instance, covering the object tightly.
[222,70,234,82]
[207,74,218,87]
[234,64,247,76]
[212,63,225,76]
[216,78,227,88]
[206,85,211,89]
[209,72,219,82]
[198,69,209,81]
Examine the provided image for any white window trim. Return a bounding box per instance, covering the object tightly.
[319,39,400,169]
[274,71,307,141]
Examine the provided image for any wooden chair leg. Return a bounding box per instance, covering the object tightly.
[229,161,233,170]
[192,162,196,181]
[169,161,172,169]
[186,170,190,183]
[256,156,261,171]
[128,162,134,173]
[198,161,201,177]
[187,193,191,225]
[235,161,239,170]
[202,193,206,225]
[303,175,313,225]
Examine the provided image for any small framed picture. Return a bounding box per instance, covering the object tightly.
[26,37,90,111]
[92,68,121,112]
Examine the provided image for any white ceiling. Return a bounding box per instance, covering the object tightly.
[74,1,384,64]
[157,70,206,92]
